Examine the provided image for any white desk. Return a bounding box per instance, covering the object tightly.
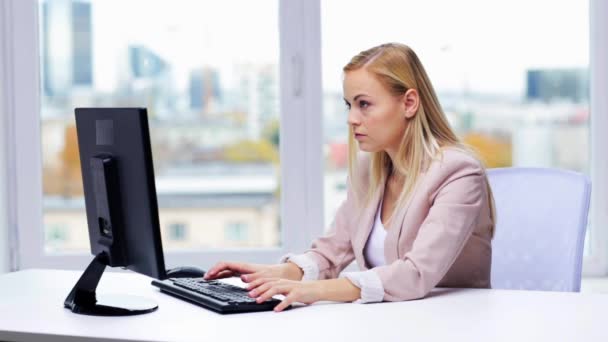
[0,269,606,342]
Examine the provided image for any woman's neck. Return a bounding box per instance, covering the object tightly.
[386,167,405,194]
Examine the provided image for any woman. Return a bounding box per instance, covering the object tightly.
[204,43,495,312]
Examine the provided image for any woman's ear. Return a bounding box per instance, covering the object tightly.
[402,88,419,119]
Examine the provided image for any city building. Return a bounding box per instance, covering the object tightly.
[40,0,92,97]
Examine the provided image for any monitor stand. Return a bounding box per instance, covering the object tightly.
[64,253,158,316]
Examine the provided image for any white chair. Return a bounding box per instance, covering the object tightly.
[487,167,591,292]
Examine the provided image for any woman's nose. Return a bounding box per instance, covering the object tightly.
[347,109,361,126]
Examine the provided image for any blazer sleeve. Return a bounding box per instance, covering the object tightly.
[301,178,357,280]
[373,159,486,301]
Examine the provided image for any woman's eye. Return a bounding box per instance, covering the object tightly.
[360,101,370,108]
[344,102,351,110]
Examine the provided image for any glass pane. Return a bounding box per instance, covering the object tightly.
[321,0,590,250]
[40,0,281,253]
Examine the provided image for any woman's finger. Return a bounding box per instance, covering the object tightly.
[245,277,269,291]
[247,276,280,293]
[241,272,258,283]
[242,270,270,283]
[225,262,259,275]
[256,283,289,303]
[212,269,236,279]
[205,261,258,280]
[204,261,230,279]
[248,278,279,296]
[273,293,296,312]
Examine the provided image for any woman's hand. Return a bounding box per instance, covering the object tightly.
[247,277,363,312]
[203,261,303,282]
[246,278,324,312]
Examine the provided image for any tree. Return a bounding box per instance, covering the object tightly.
[60,124,84,196]
[223,139,279,163]
[463,132,512,168]
[262,119,279,147]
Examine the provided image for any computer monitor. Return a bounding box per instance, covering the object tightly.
[64,108,167,316]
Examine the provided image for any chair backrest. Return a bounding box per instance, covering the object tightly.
[487,167,591,292]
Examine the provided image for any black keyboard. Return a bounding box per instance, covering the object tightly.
[151,278,287,314]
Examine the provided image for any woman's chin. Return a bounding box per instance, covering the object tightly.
[357,143,380,153]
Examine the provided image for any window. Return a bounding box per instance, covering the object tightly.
[168,223,187,241]
[45,223,68,250]
[321,1,590,246]
[43,203,88,253]
[320,0,603,273]
[39,0,281,252]
[224,222,249,243]
[11,0,604,275]
[7,0,322,269]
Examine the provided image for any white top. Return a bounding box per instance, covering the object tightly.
[363,199,387,268]
[1,270,608,342]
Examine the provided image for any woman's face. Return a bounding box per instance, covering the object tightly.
[343,68,417,156]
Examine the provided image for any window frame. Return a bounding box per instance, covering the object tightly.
[2,0,324,270]
[0,0,16,273]
[585,0,608,276]
[2,0,607,277]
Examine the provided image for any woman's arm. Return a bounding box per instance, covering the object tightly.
[319,278,361,302]
[279,178,359,281]
[280,155,372,280]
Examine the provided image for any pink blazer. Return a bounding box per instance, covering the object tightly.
[305,147,494,301]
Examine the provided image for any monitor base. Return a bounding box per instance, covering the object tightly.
[64,253,158,316]
[66,294,158,316]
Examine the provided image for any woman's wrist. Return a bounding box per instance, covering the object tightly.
[318,278,361,302]
[282,262,304,281]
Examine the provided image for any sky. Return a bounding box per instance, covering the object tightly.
[321,0,589,95]
[87,0,589,96]
[91,0,279,92]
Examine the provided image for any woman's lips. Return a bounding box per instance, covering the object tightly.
[354,133,366,140]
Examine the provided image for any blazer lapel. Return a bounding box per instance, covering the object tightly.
[383,174,424,263]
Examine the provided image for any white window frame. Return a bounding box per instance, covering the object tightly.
[1,0,324,270]
[584,0,608,276]
[0,0,15,273]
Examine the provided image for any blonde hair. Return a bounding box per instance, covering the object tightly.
[344,43,495,237]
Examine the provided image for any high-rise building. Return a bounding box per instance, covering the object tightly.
[41,0,93,97]
[189,68,221,113]
[235,64,278,140]
[526,68,588,103]
[128,45,168,79]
